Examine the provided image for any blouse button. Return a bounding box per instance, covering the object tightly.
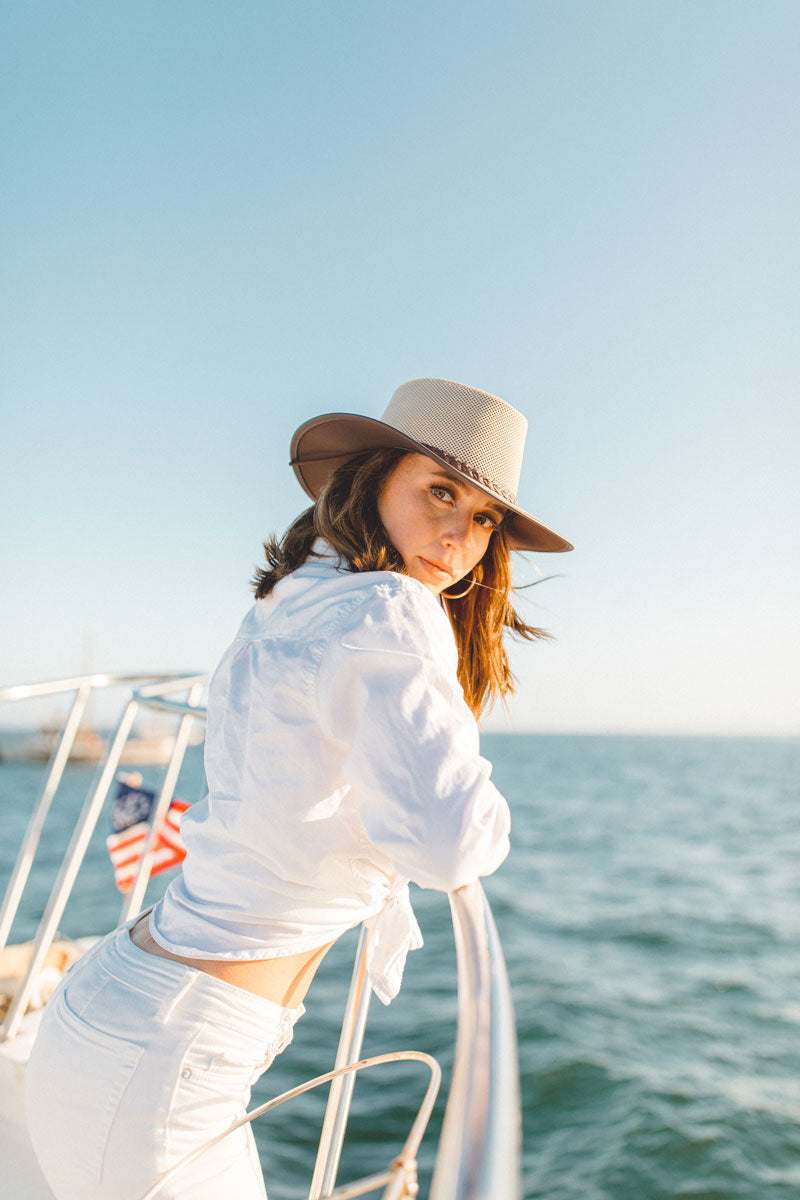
[181,1067,192,1079]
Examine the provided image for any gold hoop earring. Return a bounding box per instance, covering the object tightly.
[443,574,476,600]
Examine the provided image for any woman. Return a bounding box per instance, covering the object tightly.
[26,377,572,1200]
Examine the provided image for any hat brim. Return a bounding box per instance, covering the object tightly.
[290,413,573,553]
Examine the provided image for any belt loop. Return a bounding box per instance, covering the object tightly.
[124,902,156,932]
[159,975,196,1024]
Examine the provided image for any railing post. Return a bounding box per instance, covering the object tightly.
[307,925,372,1199]
[430,882,522,1200]
[0,699,139,1042]
[0,684,91,952]
[119,682,205,922]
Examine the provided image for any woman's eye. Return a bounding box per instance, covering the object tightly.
[474,513,498,530]
[430,486,454,503]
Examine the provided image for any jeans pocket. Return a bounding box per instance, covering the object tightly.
[27,982,145,1191]
[177,1025,269,1093]
[164,1034,261,1175]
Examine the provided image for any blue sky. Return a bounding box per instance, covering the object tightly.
[2,1,798,734]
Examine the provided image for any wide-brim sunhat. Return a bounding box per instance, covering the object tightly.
[290,377,573,553]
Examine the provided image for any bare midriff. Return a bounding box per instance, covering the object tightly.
[129,913,333,1009]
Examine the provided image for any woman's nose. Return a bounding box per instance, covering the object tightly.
[442,511,473,550]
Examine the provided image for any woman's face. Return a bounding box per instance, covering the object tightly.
[377,453,505,594]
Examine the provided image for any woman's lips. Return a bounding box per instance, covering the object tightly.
[418,556,455,579]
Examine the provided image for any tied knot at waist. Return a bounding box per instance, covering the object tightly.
[363,884,423,1005]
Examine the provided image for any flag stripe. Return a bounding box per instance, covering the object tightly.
[106,793,189,893]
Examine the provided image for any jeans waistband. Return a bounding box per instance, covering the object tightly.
[96,917,304,1040]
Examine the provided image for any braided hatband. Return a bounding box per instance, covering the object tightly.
[423,444,518,507]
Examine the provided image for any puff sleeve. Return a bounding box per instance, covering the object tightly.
[316,578,510,892]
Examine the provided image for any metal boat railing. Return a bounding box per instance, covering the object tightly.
[309,924,375,1198]
[303,881,521,1200]
[0,674,521,1198]
[430,883,521,1199]
[0,672,208,1042]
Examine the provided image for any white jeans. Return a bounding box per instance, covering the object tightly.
[25,916,303,1200]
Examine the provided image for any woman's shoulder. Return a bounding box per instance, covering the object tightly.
[236,556,448,646]
[333,565,443,618]
[285,543,441,622]
[330,570,455,663]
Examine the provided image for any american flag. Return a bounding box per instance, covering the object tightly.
[106,776,190,893]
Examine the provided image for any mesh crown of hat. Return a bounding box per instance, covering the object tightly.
[382,379,527,502]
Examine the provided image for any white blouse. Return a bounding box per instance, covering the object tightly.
[151,540,510,1003]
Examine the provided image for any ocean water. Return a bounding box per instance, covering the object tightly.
[1,733,799,1199]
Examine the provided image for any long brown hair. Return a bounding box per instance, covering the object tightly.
[252,447,550,717]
